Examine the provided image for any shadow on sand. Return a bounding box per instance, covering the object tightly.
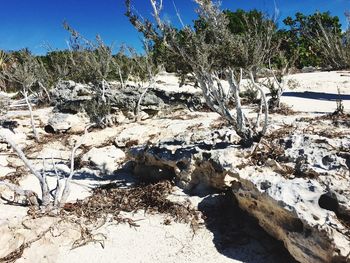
[282,91,350,101]
[198,192,297,263]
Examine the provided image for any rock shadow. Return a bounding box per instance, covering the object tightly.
[198,192,298,263]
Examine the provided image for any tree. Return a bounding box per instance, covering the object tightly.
[283,12,342,68]
[131,40,161,121]
[126,0,275,146]
[305,12,350,69]
[0,126,90,211]
[39,49,71,84]
[0,50,51,142]
[63,22,114,102]
[0,50,9,91]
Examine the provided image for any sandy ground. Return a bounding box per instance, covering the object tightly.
[282,71,350,113]
[1,70,349,263]
[154,70,350,113]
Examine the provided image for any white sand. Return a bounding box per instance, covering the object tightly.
[1,70,349,262]
[282,71,350,113]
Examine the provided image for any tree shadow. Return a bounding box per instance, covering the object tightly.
[44,160,138,188]
[283,91,350,101]
[198,192,297,263]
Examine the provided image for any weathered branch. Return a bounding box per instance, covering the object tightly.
[0,131,49,207]
[135,78,155,121]
[59,125,91,207]
[51,157,63,207]
[249,72,268,136]
[22,89,40,143]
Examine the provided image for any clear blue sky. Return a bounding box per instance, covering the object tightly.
[0,0,349,54]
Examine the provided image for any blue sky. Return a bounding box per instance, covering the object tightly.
[0,0,349,54]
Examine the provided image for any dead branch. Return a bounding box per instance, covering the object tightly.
[249,72,269,135]
[22,88,40,143]
[0,131,50,207]
[59,125,91,207]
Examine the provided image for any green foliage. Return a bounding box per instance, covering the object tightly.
[36,24,142,87]
[153,9,350,71]
[239,84,258,103]
[0,49,50,93]
[282,12,342,68]
[0,50,9,70]
[1,7,348,97]
[150,8,279,75]
[224,9,271,35]
[62,22,114,84]
[152,38,192,75]
[85,97,111,124]
[0,50,9,90]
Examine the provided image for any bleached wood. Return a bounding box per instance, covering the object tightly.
[22,88,40,143]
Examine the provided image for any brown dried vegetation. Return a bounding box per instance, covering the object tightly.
[62,180,203,230]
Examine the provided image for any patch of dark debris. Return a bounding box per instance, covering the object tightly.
[62,180,203,231]
[270,103,297,116]
[298,112,350,128]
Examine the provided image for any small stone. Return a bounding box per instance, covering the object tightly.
[82,146,125,174]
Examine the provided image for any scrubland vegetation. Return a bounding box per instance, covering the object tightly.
[0,1,349,263]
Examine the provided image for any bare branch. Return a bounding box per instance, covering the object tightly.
[249,72,268,136]
[59,125,91,207]
[0,181,39,206]
[0,131,49,206]
[22,88,40,143]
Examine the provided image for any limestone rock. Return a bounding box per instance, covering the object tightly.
[46,113,88,133]
[128,133,350,263]
[82,146,125,173]
[51,80,206,119]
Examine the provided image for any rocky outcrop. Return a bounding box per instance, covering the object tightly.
[128,131,350,263]
[51,80,205,118]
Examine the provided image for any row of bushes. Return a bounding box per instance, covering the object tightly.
[153,10,350,74]
[0,27,156,92]
[1,9,349,93]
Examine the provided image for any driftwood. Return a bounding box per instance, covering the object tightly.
[0,125,89,210]
[22,88,40,142]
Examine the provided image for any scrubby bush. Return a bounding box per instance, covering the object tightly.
[283,12,343,68]
[306,12,350,69]
[126,0,277,146]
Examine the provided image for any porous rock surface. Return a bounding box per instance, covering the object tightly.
[81,145,126,174]
[46,112,88,133]
[50,80,205,116]
[128,129,350,263]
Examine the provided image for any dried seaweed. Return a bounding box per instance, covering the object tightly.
[209,116,227,130]
[265,124,296,141]
[0,245,25,263]
[250,141,286,166]
[270,104,297,116]
[298,113,350,127]
[316,129,349,139]
[62,181,202,229]
[71,227,107,250]
[0,167,26,185]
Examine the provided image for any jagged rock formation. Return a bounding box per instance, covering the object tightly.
[128,130,350,263]
[50,80,205,117]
